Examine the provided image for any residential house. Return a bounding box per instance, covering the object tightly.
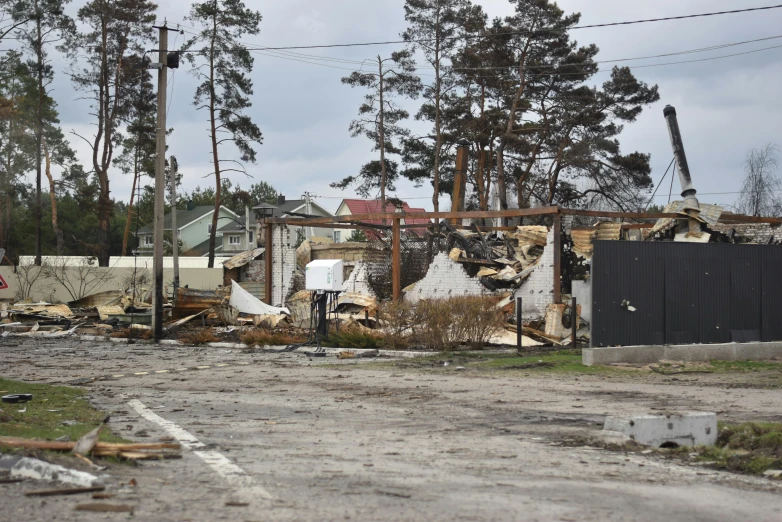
[334,199,431,242]
[218,207,256,254]
[137,203,240,257]
[268,196,335,242]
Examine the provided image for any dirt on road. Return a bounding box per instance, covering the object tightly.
[1,338,782,521]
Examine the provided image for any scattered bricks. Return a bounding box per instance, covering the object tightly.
[603,412,718,448]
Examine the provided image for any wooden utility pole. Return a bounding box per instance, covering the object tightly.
[152,25,169,339]
[447,139,470,225]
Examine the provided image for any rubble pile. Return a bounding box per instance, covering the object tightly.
[438,223,549,292]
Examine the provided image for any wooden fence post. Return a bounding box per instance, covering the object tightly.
[553,212,562,304]
[392,217,401,301]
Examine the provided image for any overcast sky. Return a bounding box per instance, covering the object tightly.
[30,0,782,214]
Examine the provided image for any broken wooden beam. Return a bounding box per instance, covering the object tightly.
[25,486,105,497]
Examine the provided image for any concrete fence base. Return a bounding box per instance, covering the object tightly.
[583,342,782,366]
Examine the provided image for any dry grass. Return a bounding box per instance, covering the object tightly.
[178,328,219,345]
[110,328,153,340]
[240,329,307,346]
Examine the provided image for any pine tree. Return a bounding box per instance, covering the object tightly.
[61,0,157,265]
[113,54,157,256]
[7,0,73,262]
[401,0,480,213]
[185,0,263,267]
[332,51,421,212]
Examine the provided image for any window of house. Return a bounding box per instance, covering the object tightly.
[144,235,153,246]
[207,224,212,233]
[229,235,240,245]
[334,231,341,243]
[248,231,254,243]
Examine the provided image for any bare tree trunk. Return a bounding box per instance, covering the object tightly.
[207,12,220,268]
[42,140,64,255]
[378,56,387,214]
[496,50,529,224]
[432,6,441,214]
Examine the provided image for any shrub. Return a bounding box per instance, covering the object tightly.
[178,329,219,345]
[322,324,383,349]
[379,300,413,350]
[413,295,504,351]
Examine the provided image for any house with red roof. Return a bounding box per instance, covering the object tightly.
[334,199,432,242]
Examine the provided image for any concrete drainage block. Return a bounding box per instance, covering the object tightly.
[603,412,717,448]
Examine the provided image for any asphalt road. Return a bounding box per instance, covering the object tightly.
[1,338,782,521]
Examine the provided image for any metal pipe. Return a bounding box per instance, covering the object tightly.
[516,297,522,351]
[663,105,700,213]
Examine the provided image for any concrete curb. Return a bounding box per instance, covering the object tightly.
[0,455,102,487]
[583,342,782,366]
[16,333,527,360]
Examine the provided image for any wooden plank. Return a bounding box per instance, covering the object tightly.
[392,218,401,302]
[26,486,105,497]
[560,208,680,219]
[553,214,562,304]
[267,206,560,226]
[718,212,782,225]
[621,223,655,229]
[264,223,273,305]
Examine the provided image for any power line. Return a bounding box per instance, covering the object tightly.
[247,41,782,79]
[238,4,782,51]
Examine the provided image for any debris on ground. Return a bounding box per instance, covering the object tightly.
[0,437,182,461]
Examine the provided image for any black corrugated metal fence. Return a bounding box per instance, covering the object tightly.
[592,241,782,347]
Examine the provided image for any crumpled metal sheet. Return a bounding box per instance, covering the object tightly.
[9,303,73,318]
[650,200,723,235]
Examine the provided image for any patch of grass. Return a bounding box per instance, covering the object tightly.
[322,329,383,349]
[365,349,617,375]
[708,360,782,373]
[686,422,782,476]
[0,378,124,444]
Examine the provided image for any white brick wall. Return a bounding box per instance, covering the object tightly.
[514,226,555,318]
[405,252,487,303]
[270,225,296,306]
[341,260,376,297]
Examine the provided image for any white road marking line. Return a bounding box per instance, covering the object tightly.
[155,370,169,373]
[196,365,211,369]
[134,372,149,375]
[127,399,271,499]
[112,374,124,378]
[216,363,229,367]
